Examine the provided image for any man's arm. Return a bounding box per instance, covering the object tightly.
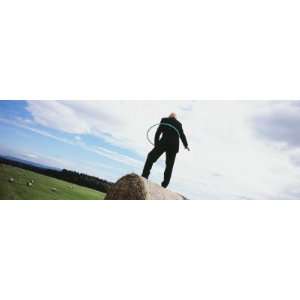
[179,124,189,150]
[154,119,164,146]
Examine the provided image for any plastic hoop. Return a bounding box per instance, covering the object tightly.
[146,123,180,146]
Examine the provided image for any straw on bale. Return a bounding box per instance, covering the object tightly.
[105,173,186,200]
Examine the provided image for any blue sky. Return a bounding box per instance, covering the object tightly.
[1,100,300,199]
[0,101,144,182]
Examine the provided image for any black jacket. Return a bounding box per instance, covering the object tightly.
[155,117,188,153]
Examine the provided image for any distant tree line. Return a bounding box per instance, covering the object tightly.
[0,157,113,193]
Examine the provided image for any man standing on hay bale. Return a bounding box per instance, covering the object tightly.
[142,112,190,188]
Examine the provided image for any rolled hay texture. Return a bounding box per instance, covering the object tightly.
[105,173,186,200]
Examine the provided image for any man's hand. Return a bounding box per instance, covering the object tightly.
[186,146,190,151]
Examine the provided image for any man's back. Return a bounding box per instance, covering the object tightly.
[155,117,188,153]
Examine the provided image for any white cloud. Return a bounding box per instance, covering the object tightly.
[0,145,74,170]
[24,100,300,199]
[0,116,143,171]
[23,153,38,159]
[0,116,75,145]
[26,101,91,134]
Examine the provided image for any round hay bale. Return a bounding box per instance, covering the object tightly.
[9,177,14,183]
[31,179,34,184]
[105,173,146,200]
[51,187,57,192]
[105,173,185,200]
[27,182,32,187]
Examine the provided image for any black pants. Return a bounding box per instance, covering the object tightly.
[142,145,177,188]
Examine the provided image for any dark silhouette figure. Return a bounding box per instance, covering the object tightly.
[142,113,190,188]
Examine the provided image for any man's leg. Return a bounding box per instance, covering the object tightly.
[162,151,177,188]
[142,146,165,179]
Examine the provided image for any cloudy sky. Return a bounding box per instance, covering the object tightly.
[1,100,300,199]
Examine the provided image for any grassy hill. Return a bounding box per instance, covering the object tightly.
[0,163,106,200]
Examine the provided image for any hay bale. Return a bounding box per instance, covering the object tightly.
[31,179,34,184]
[27,182,32,187]
[9,177,14,183]
[105,173,186,200]
[51,187,57,192]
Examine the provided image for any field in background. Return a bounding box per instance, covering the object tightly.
[0,164,105,200]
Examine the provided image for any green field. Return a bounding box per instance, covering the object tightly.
[0,164,106,200]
